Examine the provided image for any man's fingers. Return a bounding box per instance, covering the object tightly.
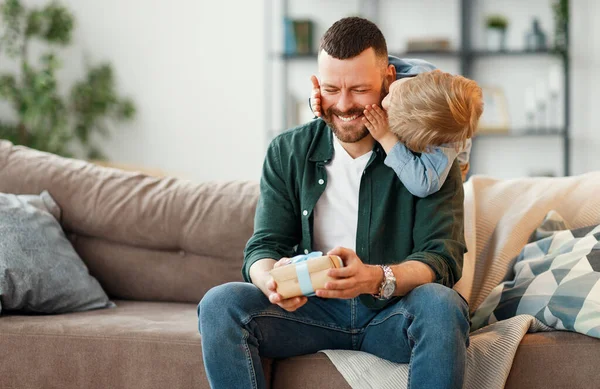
[268,291,282,304]
[315,289,353,299]
[327,246,352,258]
[278,296,307,311]
[328,266,354,278]
[273,257,291,268]
[324,278,355,290]
[266,277,277,291]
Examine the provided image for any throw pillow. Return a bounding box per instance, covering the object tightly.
[0,191,115,314]
[471,211,600,338]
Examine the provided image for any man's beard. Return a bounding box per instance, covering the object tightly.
[322,106,368,143]
[322,80,389,143]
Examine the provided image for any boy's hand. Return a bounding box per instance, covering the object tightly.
[363,104,398,153]
[310,75,322,117]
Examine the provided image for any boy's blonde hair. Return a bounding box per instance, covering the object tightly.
[386,70,483,153]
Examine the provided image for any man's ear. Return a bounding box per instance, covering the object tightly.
[386,64,396,85]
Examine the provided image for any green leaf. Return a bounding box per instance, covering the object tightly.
[25,9,43,37]
[42,2,74,45]
[0,1,135,158]
[0,0,25,57]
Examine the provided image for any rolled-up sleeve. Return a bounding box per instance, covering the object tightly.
[242,140,301,282]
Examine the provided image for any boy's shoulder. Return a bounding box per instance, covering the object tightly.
[389,56,437,79]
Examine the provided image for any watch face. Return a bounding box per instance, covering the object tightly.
[382,282,395,298]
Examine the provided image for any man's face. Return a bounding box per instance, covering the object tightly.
[318,48,388,143]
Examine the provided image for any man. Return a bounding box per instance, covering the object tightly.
[199,17,469,389]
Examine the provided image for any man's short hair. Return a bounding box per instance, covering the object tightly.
[320,17,388,63]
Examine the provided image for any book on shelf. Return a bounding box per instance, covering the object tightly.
[405,37,452,52]
[283,18,314,55]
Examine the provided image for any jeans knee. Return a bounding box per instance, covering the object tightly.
[198,282,264,329]
[410,284,469,326]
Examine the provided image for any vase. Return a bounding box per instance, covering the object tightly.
[486,28,506,51]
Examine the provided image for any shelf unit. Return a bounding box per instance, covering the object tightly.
[265,0,570,176]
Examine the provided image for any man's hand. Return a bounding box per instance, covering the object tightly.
[362,104,399,153]
[260,257,308,312]
[315,247,382,299]
[310,75,322,117]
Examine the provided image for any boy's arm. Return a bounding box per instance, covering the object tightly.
[362,104,458,197]
[384,142,459,198]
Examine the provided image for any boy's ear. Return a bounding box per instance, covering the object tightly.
[386,64,396,86]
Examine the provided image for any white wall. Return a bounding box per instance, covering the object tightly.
[570,0,600,174]
[1,0,598,181]
[3,0,266,182]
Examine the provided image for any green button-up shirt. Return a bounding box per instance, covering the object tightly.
[243,119,466,309]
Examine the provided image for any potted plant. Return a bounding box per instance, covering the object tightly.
[485,14,508,51]
[0,0,135,160]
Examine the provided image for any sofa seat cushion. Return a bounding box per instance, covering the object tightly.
[272,353,350,389]
[505,331,600,389]
[0,300,272,389]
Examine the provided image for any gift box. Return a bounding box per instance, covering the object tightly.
[269,251,343,299]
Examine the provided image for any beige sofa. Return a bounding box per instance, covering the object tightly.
[0,140,599,389]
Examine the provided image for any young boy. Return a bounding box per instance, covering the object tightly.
[310,61,483,197]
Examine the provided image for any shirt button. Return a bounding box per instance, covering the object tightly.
[303,210,308,216]
[318,179,324,185]
[304,249,309,254]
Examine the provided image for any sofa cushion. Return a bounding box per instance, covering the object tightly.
[0,140,258,303]
[505,331,600,389]
[0,300,272,389]
[272,353,351,389]
[0,191,113,314]
[471,214,600,336]
[70,235,243,303]
[457,172,600,313]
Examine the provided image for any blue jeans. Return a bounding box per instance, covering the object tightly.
[198,282,470,389]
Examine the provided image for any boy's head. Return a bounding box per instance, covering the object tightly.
[382,70,483,152]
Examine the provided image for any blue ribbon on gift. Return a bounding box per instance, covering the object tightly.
[290,251,323,296]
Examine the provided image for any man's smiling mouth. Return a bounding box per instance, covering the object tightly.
[337,114,360,122]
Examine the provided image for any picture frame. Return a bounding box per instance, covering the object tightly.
[478,86,510,134]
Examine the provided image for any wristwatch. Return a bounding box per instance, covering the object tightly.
[373,265,396,300]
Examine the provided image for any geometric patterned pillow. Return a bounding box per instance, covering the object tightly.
[470,211,600,338]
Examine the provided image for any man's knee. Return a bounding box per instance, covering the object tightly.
[198,282,263,322]
[408,283,469,320]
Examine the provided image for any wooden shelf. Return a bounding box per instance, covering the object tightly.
[273,49,563,60]
[468,49,564,57]
[475,129,565,138]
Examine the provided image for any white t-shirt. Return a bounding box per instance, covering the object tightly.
[312,136,373,254]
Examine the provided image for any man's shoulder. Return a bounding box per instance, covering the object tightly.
[269,119,328,152]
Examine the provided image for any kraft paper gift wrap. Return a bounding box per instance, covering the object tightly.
[269,251,344,299]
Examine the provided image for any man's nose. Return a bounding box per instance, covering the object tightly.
[336,91,354,113]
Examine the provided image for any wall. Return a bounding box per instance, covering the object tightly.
[1,0,266,182]
[1,0,598,182]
